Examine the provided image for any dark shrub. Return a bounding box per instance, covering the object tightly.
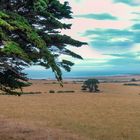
[49,90,55,93]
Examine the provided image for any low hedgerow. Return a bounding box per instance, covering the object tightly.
[49,90,55,93]
[124,83,140,86]
[57,90,75,93]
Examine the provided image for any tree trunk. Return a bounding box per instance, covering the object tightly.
[89,84,93,92]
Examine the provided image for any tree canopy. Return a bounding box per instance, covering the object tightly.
[82,79,100,92]
[0,0,87,95]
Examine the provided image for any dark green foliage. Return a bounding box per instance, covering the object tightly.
[0,0,87,95]
[82,79,100,93]
[49,90,55,93]
[0,69,31,96]
[130,78,136,82]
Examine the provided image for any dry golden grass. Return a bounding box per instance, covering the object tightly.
[0,80,140,140]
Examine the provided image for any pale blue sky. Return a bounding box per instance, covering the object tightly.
[60,0,140,73]
[26,0,140,78]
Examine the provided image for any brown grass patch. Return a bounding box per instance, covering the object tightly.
[0,80,140,139]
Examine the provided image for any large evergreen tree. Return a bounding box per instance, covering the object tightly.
[0,0,86,95]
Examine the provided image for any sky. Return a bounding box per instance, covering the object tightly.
[59,0,140,73]
[26,0,140,78]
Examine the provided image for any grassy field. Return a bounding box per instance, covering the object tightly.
[0,80,140,140]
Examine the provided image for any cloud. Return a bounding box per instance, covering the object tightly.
[109,56,140,66]
[133,34,140,45]
[113,0,140,6]
[131,24,140,30]
[75,0,83,3]
[132,12,140,15]
[82,28,134,52]
[83,28,133,37]
[82,23,140,52]
[75,13,118,20]
[105,52,140,58]
[91,40,133,48]
[107,57,140,71]
[132,43,140,52]
[102,51,140,72]
[131,12,140,21]
[72,57,114,71]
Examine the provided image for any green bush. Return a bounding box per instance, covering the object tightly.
[131,78,137,82]
[82,79,100,92]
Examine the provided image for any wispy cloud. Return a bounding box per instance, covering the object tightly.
[105,51,140,58]
[75,13,118,20]
[131,24,140,30]
[83,28,133,37]
[82,28,133,53]
[113,0,140,6]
